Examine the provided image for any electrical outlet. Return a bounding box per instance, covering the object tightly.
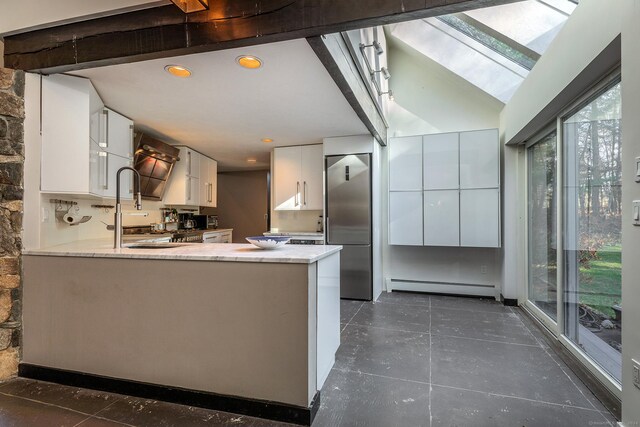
[42,207,50,223]
[633,359,640,390]
[480,265,488,274]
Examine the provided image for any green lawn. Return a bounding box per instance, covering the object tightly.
[579,245,621,318]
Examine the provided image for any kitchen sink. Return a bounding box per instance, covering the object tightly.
[125,243,184,249]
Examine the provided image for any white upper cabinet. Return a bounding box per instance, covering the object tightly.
[164,146,217,207]
[301,144,323,210]
[100,108,134,159]
[389,191,423,246]
[41,74,132,199]
[389,129,500,248]
[199,156,218,208]
[273,144,323,211]
[389,136,422,191]
[460,188,500,248]
[459,129,499,189]
[423,133,459,190]
[424,190,460,246]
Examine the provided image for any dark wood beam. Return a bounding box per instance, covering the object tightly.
[3,0,519,73]
[307,35,387,145]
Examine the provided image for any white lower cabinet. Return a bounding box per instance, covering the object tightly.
[203,230,233,243]
[389,192,423,246]
[460,189,500,248]
[424,190,459,246]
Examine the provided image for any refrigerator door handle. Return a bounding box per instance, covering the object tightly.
[326,216,329,242]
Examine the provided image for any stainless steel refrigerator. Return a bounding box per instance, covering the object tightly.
[326,154,372,300]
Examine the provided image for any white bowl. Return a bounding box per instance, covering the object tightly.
[246,236,291,249]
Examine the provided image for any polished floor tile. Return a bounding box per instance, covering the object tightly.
[313,369,430,427]
[430,294,509,314]
[92,397,291,427]
[340,300,364,324]
[0,378,119,415]
[430,384,613,427]
[430,334,593,408]
[350,300,431,333]
[430,307,538,345]
[0,392,92,427]
[0,293,616,426]
[335,323,430,382]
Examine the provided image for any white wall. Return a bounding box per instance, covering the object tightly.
[22,72,164,250]
[622,0,640,423]
[386,41,503,297]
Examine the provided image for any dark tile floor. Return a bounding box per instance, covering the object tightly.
[0,292,617,426]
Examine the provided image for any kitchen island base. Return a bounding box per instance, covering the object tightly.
[22,248,340,425]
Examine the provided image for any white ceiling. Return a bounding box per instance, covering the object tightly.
[72,39,368,171]
[0,0,167,36]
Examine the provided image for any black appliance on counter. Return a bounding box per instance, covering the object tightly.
[193,215,208,230]
[178,212,195,229]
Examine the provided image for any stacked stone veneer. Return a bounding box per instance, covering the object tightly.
[0,68,24,379]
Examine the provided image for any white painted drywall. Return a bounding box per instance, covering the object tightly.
[386,42,503,295]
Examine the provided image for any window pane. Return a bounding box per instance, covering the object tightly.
[563,81,622,382]
[528,132,558,320]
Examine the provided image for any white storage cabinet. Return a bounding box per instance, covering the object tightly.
[41,74,133,199]
[388,129,500,248]
[273,144,323,211]
[163,146,218,208]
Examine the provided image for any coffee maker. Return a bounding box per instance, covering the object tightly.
[178,212,195,229]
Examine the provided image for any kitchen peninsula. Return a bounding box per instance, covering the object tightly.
[21,242,341,425]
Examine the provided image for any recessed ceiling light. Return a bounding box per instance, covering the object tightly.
[247,158,257,163]
[236,55,262,69]
[261,138,273,143]
[164,65,192,78]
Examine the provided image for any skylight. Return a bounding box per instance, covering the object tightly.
[386,0,578,103]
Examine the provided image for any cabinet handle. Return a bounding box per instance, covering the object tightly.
[103,154,109,190]
[104,110,109,150]
[304,181,307,206]
[296,182,300,206]
[187,151,191,176]
[187,178,191,201]
[209,183,213,203]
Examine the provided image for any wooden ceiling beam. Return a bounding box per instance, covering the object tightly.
[3,0,519,73]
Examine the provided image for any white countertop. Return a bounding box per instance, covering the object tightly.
[23,239,341,264]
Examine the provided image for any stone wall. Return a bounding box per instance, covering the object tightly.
[0,68,24,379]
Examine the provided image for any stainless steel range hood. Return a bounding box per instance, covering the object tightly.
[133,133,180,201]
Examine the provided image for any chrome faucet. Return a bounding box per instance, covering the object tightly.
[114,167,142,248]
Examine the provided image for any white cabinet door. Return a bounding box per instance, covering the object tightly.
[102,153,133,200]
[199,157,218,207]
[301,144,323,210]
[459,129,499,189]
[389,136,422,191]
[273,146,302,211]
[389,191,423,246]
[104,108,133,159]
[186,148,200,179]
[423,133,459,190]
[424,190,459,246]
[41,74,92,195]
[187,176,200,206]
[460,189,500,247]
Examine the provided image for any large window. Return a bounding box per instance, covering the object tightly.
[525,75,622,390]
[527,131,558,321]
[563,81,622,382]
